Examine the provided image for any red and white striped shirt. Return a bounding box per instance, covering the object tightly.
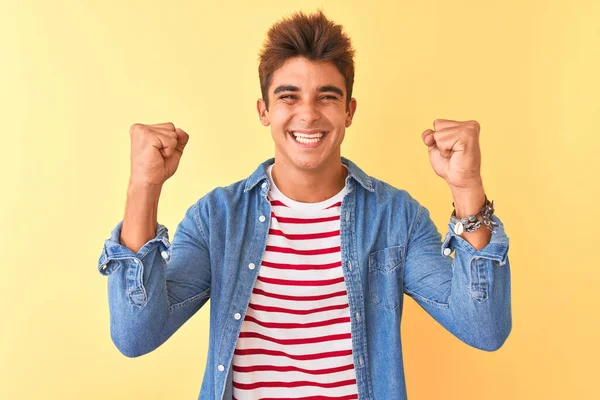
[232,164,359,400]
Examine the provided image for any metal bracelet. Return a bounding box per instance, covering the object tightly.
[450,196,498,235]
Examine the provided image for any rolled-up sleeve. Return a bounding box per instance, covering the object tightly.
[96,201,211,357]
[404,204,512,352]
[98,221,171,275]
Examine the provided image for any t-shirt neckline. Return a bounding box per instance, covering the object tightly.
[267,164,348,212]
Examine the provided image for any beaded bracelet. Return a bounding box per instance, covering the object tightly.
[450,195,498,235]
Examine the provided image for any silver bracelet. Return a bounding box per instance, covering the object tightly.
[450,195,498,235]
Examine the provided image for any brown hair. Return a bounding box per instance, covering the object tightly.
[258,10,356,110]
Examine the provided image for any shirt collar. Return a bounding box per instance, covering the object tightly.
[243,157,374,193]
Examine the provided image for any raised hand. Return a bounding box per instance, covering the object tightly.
[129,122,189,187]
[421,119,483,190]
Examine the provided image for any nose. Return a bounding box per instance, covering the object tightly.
[297,100,321,124]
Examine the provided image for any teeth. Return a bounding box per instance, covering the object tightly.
[296,137,320,144]
[290,131,325,144]
[291,131,324,138]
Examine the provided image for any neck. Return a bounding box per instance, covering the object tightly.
[271,158,348,203]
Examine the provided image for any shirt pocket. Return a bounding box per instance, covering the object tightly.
[368,245,405,312]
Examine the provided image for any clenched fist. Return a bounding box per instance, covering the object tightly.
[421,119,483,190]
[129,122,189,187]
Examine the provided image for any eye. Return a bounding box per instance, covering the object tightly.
[320,95,338,100]
[280,94,297,100]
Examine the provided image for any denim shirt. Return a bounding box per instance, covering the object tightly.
[97,157,511,400]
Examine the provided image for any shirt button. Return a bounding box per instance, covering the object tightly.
[261,182,267,189]
[258,215,266,222]
[101,264,107,270]
[234,313,241,320]
[355,312,361,322]
[217,364,224,372]
[359,355,364,366]
[248,263,256,270]
[443,248,452,256]
[161,251,169,260]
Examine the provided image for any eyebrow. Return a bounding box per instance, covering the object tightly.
[273,84,344,97]
[318,85,344,97]
[273,85,300,94]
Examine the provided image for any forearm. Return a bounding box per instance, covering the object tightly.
[121,181,163,254]
[107,245,172,356]
[447,243,512,351]
[405,200,512,352]
[98,202,212,357]
[413,224,512,352]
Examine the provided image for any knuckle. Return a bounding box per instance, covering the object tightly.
[129,123,142,135]
[167,130,178,139]
[160,122,175,132]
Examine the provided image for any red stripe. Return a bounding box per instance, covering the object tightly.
[261,260,342,270]
[269,200,289,207]
[234,348,353,360]
[252,288,347,301]
[243,315,351,329]
[258,275,345,286]
[326,201,343,209]
[271,212,340,224]
[261,396,357,400]
[232,363,355,375]
[269,229,340,240]
[248,302,348,315]
[266,245,340,256]
[238,331,351,345]
[233,378,356,390]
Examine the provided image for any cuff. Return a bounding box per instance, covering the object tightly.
[441,213,509,265]
[97,221,171,276]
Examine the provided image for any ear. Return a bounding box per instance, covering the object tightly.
[257,98,270,126]
[345,98,357,128]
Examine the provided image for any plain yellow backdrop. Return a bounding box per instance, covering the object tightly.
[1,0,598,398]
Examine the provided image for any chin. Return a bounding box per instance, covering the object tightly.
[292,153,336,171]
[293,159,322,170]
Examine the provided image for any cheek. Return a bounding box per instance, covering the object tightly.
[324,110,347,128]
[271,110,294,129]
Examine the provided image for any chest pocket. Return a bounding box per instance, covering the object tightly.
[369,245,405,312]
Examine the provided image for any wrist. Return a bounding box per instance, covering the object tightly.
[127,179,163,199]
[450,185,486,218]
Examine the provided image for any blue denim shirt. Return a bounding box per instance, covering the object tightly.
[98,157,511,400]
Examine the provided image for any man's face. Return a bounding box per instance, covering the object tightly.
[257,56,357,172]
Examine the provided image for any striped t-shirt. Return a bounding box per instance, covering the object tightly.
[232,164,359,400]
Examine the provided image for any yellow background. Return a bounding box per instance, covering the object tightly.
[1,0,598,398]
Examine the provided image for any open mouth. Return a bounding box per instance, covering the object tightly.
[288,131,328,144]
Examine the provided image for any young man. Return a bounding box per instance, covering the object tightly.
[98,11,511,400]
